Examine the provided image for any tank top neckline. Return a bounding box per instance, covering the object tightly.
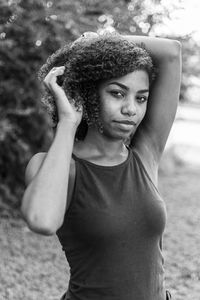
[72,146,132,170]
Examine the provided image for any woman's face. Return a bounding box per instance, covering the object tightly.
[98,70,149,141]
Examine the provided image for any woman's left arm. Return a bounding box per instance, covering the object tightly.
[125,35,182,164]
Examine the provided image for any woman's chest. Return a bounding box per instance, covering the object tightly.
[66,167,167,243]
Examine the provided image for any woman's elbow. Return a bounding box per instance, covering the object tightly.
[28,219,57,236]
[21,205,61,236]
[169,40,182,60]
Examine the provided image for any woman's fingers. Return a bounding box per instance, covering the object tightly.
[44,66,65,91]
[43,66,69,104]
[43,66,83,126]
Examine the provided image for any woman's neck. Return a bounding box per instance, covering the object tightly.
[74,126,128,161]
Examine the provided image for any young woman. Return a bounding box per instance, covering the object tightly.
[21,31,182,300]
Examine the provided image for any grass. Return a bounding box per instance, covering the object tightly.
[1,149,200,300]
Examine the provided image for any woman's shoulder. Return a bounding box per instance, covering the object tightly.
[25,152,47,186]
[26,152,47,169]
[25,152,76,187]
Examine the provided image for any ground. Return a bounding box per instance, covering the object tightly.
[1,105,200,300]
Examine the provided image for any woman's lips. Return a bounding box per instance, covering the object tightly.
[114,120,136,125]
[113,120,136,130]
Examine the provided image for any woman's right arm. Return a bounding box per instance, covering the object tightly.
[21,66,82,236]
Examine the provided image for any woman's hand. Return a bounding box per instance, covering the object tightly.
[43,66,83,127]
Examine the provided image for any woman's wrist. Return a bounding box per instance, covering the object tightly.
[57,118,78,135]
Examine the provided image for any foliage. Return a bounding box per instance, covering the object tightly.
[0,0,59,215]
[179,36,200,102]
[0,0,199,215]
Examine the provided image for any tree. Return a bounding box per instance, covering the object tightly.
[0,0,64,215]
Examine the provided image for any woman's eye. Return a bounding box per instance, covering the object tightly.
[137,96,148,103]
[110,91,125,98]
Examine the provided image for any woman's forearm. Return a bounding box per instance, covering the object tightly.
[124,35,181,63]
[21,120,76,235]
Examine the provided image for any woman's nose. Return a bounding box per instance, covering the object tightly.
[121,98,137,116]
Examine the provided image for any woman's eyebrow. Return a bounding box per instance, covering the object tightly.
[137,89,149,94]
[108,82,129,90]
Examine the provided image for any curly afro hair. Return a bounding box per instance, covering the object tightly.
[38,32,155,140]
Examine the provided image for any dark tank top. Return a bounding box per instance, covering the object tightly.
[57,147,167,300]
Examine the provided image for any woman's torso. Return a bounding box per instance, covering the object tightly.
[57,146,167,300]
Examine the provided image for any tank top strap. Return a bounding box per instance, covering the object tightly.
[71,152,84,166]
[72,152,78,161]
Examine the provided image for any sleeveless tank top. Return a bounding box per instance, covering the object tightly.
[56,147,167,300]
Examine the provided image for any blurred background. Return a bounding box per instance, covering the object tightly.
[1,1,200,299]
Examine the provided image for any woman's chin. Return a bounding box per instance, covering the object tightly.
[102,128,134,141]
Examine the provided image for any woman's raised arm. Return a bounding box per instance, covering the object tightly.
[21,67,82,235]
[125,35,182,163]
